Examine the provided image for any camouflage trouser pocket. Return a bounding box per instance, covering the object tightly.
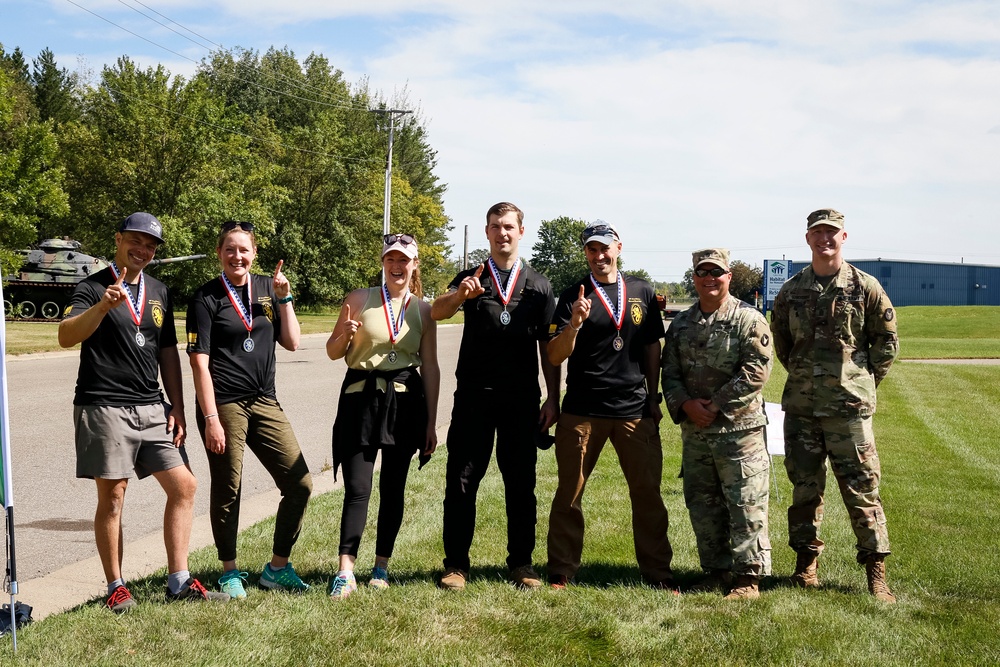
[719,450,770,508]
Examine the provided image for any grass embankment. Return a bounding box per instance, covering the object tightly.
[4,339,1000,664]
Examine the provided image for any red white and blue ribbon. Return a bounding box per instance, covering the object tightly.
[220,272,254,335]
[381,283,412,346]
[487,256,521,309]
[590,271,626,334]
[110,261,146,327]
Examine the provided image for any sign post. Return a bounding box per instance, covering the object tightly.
[763,259,792,315]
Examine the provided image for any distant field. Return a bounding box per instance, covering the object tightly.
[2,305,995,357]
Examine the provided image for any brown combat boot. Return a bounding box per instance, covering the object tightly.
[790,551,820,588]
[724,575,760,600]
[865,555,896,603]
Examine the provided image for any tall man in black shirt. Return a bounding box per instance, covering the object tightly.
[59,212,228,611]
[546,221,675,590]
[432,202,561,590]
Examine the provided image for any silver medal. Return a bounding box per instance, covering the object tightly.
[612,336,624,351]
[388,349,398,363]
[243,337,255,353]
[135,331,146,347]
[500,309,511,325]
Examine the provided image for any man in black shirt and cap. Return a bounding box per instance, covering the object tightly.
[432,202,560,590]
[545,221,675,591]
[59,212,228,612]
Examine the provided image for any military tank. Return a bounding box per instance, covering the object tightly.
[3,238,206,321]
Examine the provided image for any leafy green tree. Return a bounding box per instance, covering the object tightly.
[623,268,653,283]
[683,260,763,305]
[466,248,491,269]
[55,57,283,298]
[530,216,588,296]
[0,66,69,276]
[730,260,763,304]
[32,48,79,124]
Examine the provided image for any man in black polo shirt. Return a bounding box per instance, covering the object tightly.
[432,202,560,590]
[546,221,675,590]
[59,212,228,612]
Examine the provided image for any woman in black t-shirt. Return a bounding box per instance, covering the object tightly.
[187,221,313,599]
[324,233,440,599]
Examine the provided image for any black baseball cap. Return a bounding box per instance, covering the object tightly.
[119,212,165,244]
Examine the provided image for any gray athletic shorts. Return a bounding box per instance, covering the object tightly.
[74,404,189,480]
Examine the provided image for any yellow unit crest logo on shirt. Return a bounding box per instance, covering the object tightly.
[152,305,164,328]
[630,303,643,325]
[263,302,274,322]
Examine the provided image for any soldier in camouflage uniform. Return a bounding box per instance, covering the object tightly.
[771,208,899,603]
[662,248,773,600]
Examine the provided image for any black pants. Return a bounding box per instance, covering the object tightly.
[442,389,540,571]
[338,442,415,558]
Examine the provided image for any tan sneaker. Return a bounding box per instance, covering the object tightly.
[438,567,468,590]
[510,565,542,589]
[724,575,760,601]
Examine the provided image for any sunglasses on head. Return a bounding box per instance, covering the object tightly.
[694,267,728,278]
[384,233,415,246]
[221,221,255,233]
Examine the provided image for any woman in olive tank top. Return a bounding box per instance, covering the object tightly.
[325,233,440,599]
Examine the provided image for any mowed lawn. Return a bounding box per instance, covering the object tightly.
[2,308,999,665]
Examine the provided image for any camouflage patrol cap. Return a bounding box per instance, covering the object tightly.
[692,248,730,271]
[806,208,844,230]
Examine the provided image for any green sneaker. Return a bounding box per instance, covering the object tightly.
[219,570,249,599]
[259,562,310,593]
[369,566,390,590]
[329,571,357,600]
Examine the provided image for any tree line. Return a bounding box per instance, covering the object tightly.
[0,44,451,306]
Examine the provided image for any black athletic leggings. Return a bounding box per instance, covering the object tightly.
[337,442,415,558]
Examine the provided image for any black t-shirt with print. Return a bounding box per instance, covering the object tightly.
[451,260,556,394]
[552,273,665,419]
[69,267,177,406]
[186,274,282,405]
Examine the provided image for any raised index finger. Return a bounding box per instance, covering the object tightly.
[114,266,127,286]
[473,264,484,279]
[273,259,284,279]
[344,303,352,322]
[577,285,585,301]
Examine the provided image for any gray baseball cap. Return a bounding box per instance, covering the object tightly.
[580,220,620,247]
[806,208,844,230]
[119,212,165,244]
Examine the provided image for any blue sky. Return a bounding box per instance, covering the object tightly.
[3,0,1000,281]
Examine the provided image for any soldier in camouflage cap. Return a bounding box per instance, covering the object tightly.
[771,208,899,603]
[661,248,773,600]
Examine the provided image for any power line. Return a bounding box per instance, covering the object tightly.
[116,0,369,109]
[64,0,376,115]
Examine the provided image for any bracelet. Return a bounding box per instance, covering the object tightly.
[570,321,583,331]
[278,295,294,305]
[203,413,219,420]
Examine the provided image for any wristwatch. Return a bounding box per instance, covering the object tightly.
[277,295,294,305]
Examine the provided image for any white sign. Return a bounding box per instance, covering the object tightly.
[764,259,792,303]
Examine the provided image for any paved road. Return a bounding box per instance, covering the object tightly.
[4,326,465,581]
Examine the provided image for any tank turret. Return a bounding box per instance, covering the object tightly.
[3,239,205,320]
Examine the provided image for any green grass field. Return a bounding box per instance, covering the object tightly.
[3,310,1000,665]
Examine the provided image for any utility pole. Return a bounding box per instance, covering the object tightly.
[371,108,412,285]
[371,108,413,238]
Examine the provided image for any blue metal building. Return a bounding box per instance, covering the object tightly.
[784,259,1000,307]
